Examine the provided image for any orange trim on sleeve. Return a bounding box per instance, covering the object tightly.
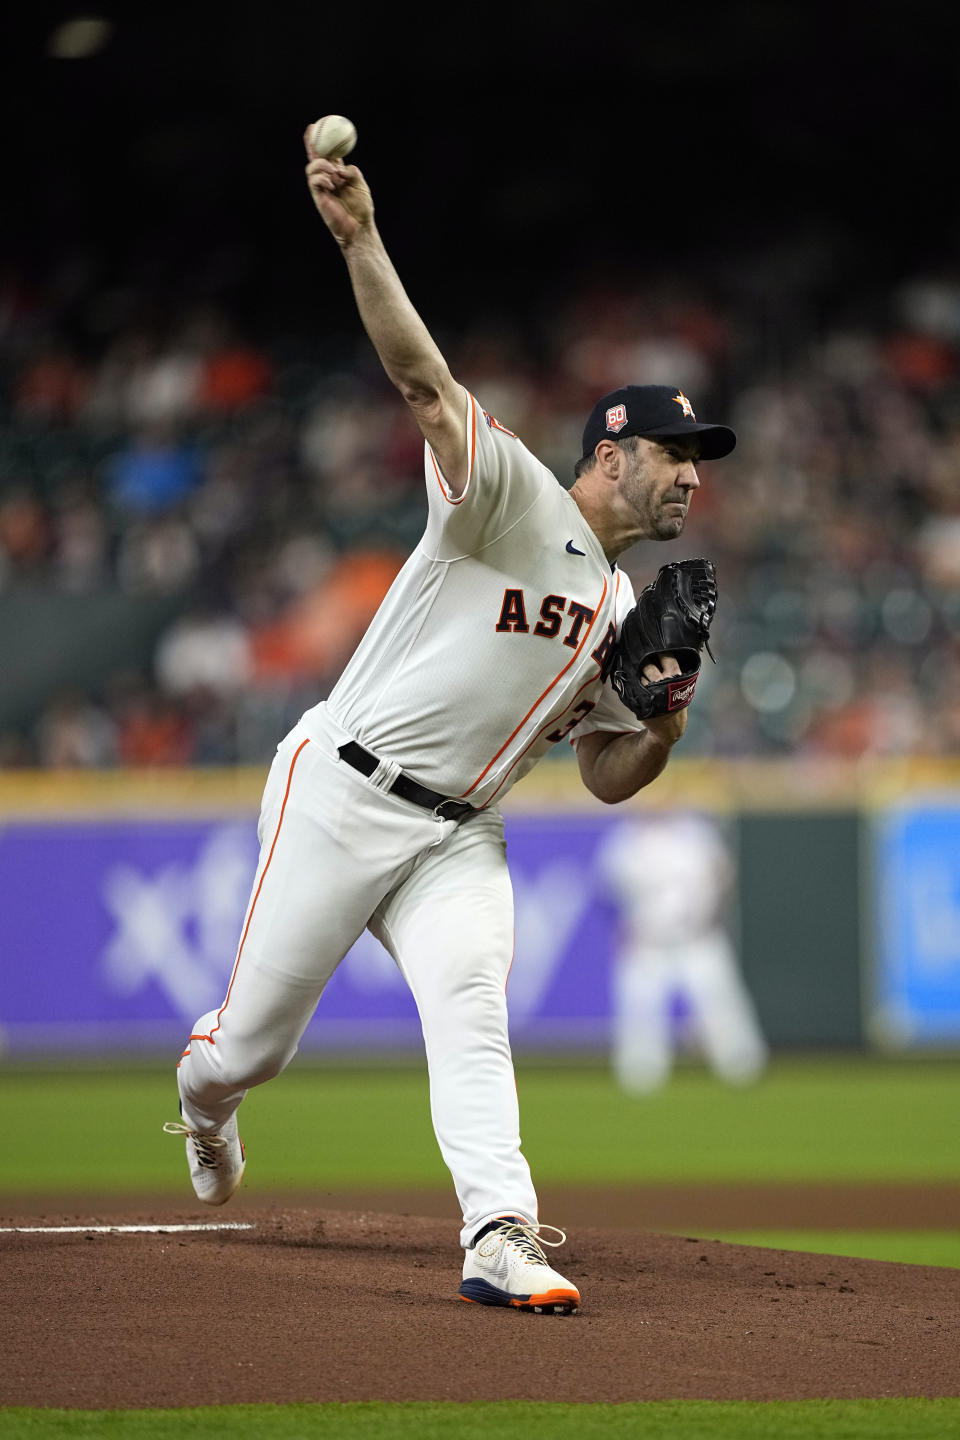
[462,574,608,799]
[187,736,310,1048]
[429,391,477,505]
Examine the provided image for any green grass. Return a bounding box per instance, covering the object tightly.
[2,1057,959,1193]
[3,1400,960,1440]
[702,1230,960,1269]
[517,1058,960,1185]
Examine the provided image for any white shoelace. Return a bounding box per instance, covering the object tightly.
[162,1121,227,1170]
[494,1221,567,1263]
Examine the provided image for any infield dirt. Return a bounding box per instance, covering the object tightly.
[1,1199,958,1408]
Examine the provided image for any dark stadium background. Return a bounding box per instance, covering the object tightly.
[1,4,958,768]
[5,3,959,333]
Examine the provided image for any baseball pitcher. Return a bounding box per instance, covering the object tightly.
[165,127,737,1315]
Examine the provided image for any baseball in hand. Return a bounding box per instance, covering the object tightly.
[309,115,357,161]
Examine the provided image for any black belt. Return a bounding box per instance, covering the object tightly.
[337,742,476,823]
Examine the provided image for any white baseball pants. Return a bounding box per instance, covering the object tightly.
[176,708,538,1246]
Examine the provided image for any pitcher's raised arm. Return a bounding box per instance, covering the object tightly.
[304,129,469,495]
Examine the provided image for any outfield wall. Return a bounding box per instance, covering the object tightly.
[1,758,958,1058]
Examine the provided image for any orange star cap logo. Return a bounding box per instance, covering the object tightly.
[673,391,695,419]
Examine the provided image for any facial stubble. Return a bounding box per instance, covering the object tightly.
[623,453,687,542]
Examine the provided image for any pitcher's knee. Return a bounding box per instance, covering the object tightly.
[419,981,510,1054]
[208,1036,294,1091]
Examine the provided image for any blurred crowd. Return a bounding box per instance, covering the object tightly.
[0,259,958,768]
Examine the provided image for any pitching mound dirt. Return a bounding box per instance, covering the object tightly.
[1,1205,957,1408]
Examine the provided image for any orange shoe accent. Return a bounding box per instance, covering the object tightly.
[460,1289,579,1311]
[510,1287,581,1310]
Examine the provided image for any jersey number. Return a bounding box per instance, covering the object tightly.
[547,701,596,743]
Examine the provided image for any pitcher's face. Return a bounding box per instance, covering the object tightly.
[620,437,701,541]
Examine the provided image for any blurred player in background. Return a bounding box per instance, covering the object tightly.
[599,811,768,1093]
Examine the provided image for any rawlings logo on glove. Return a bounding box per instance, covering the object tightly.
[610,558,718,721]
[667,675,699,710]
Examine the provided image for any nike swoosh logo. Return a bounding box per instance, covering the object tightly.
[565,540,586,555]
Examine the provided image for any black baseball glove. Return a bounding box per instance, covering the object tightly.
[609,558,718,720]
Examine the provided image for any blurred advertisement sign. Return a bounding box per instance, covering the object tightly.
[871,803,960,1047]
[0,816,618,1053]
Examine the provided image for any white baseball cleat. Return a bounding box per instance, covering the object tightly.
[459,1217,581,1314]
[163,1115,246,1206]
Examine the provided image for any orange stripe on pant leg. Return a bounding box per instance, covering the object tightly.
[189,736,310,1047]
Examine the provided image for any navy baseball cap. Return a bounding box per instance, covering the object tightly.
[581,385,736,461]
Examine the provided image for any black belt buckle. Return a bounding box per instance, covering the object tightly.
[434,798,473,823]
[339,740,473,824]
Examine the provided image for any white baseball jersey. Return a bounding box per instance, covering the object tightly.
[303,390,645,807]
[179,389,650,1251]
